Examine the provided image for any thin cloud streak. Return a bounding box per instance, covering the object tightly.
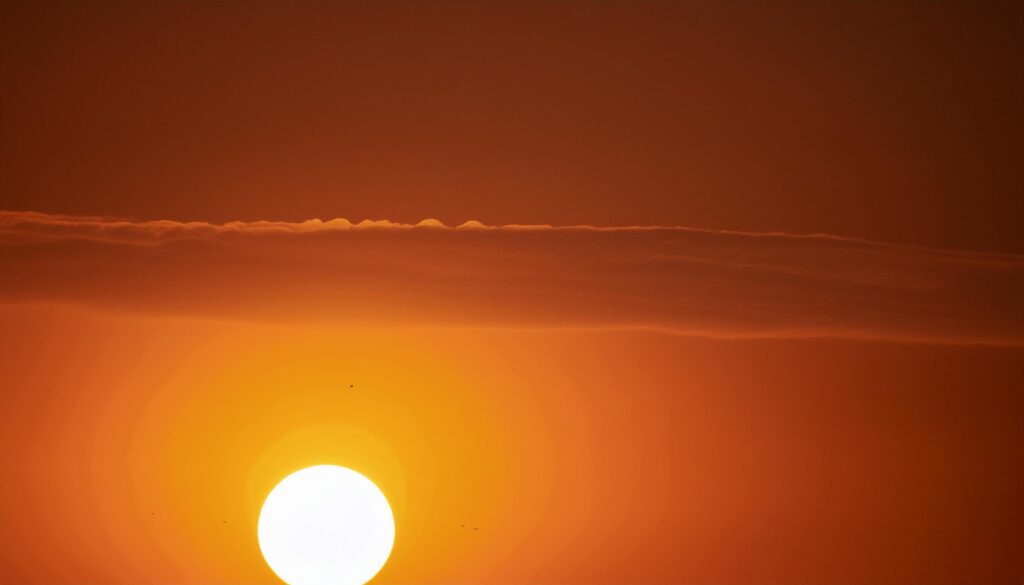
[0,211,1021,345]
[4,210,1016,253]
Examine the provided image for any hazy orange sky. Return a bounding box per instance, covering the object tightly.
[2,0,1022,251]
[0,1,1022,584]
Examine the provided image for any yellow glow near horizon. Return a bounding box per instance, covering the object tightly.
[258,465,395,585]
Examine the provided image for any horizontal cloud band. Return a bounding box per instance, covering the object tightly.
[1,211,1021,345]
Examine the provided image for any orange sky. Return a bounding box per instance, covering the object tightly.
[1,305,1021,585]
[1,1,1022,251]
[0,2,1022,584]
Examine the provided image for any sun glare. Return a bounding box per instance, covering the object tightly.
[258,465,395,585]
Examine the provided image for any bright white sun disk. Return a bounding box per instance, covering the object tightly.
[258,465,395,585]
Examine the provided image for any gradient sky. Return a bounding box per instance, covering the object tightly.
[2,0,1022,251]
[0,2,1022,585]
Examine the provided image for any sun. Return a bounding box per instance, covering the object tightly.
[258,465,396,585]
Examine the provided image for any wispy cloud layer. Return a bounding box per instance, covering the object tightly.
[1,211,1020,344]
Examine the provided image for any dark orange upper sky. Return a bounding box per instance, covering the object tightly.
[1,0,1021,251]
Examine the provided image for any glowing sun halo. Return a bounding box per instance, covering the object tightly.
[258,465,396,585]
